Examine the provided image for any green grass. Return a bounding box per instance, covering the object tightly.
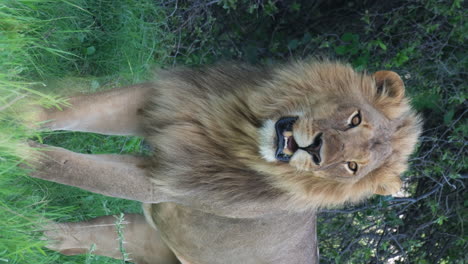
[0,0,174,263]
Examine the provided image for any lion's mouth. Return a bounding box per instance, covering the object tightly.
[275,117,299,162]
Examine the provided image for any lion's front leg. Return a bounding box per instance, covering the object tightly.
[26,142,168,203]
[35,83,153,136]
[44,214,179,264]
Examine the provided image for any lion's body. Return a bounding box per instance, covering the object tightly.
[148,203,317,264]
[27,60,421,264]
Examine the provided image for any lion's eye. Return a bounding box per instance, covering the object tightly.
[347,161,358,173]
[348,111,361,127]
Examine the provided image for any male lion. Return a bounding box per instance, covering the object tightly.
[26,61,421,264]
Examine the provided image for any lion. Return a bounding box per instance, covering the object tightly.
[25,60,421,264]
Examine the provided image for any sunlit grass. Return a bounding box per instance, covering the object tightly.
[0,0,173,263]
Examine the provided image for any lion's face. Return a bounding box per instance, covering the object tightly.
[260,102,398,180]
[254,62,421,206]
[274,106,393,180]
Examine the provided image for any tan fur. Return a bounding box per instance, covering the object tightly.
[143,61,422,212]
[27,60,421,264]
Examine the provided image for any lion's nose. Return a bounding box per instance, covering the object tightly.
[300,133,322,165]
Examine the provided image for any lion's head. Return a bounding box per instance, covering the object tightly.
[145,61,421,212]
[252,61,422,208]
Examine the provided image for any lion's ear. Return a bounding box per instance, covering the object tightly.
[373,71,405,102]
[374,176,402,196]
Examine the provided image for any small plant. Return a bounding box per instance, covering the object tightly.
[114,213,130,264]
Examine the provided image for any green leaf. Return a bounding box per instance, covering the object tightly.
[443,109,455,125]
[341,32,358,42]
[376,40,387,51]
[290,2,301,12]
[436,215,448,225]
[452,0,462,9]
[412,92,441,111]
[302,33,312,44]
[86,46,95,55]
[288,39,299,50]
[349,47,359,55]
[335,46,347,55]
[394,52,409,66]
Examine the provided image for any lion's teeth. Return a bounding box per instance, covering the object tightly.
[283,148,293,155]
[283,135,293,155]
[283,131,293,137]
